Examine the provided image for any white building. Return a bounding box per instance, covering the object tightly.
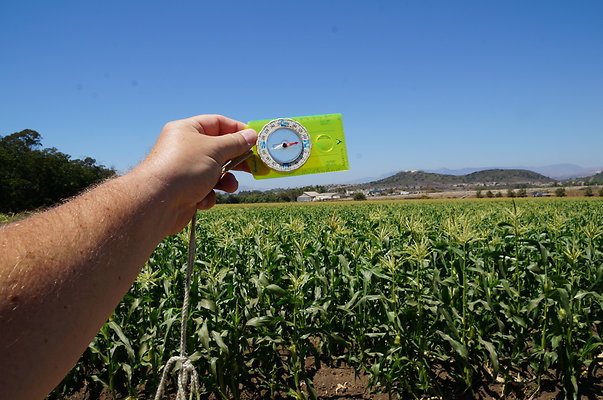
[296,192,340,202]
[297,191,320,202]
[315,193,339,201]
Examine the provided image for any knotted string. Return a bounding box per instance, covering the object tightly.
[153,152,252,399]
[154,214,200,400]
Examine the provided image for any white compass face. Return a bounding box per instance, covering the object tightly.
[257,119,312,172]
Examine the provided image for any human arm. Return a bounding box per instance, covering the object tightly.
[0,115,257,400]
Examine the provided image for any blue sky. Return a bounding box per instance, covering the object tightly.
[1,1,602,190]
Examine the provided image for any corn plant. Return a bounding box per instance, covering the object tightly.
[50,198,603,400]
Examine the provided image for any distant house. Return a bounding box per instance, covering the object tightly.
[296,194,313,202]
[368,190,385,196]
[297,191,319,202]
[296,192,340,202]
[315,193,339,201]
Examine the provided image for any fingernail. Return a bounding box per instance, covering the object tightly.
[240,129,257,146]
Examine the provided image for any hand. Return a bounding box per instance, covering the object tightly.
[134,114,257,234]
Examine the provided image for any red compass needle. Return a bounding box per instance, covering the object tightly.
[272,141,300,150]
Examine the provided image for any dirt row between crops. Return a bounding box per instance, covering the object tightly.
[56,363,602,400]
[311,365,603,400]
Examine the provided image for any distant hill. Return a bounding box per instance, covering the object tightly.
[465,169,554,184]
[426,164,600,180]
[353,169,555,190]
[580,171,603,185]
[531,164,600,179]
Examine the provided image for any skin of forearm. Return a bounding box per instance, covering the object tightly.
[0,168,177,400]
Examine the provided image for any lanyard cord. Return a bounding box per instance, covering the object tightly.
[154,214,200,400]
[153,150,252,399]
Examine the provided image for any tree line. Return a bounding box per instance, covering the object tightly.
[0,130,115,213]
[476,187,603,198]
[216,186,332,204]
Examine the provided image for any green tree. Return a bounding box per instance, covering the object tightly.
[495,191,503,198]
[507,189,516,198]
[584,187,593,197]
[486,190,494,198]
[555,187,567,197]
[0,130,115,213]
[517,188,527,197]
[476,190,483,198]
[353,192,367,201]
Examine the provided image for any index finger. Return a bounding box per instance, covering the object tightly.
[184,114,247,137]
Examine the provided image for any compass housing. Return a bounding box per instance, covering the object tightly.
[256,119,312,172]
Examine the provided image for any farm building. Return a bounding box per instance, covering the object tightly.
[296,192,319,202]
[316,193,339,201]
[296,192,340,202]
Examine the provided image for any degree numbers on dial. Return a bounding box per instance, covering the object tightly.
[257,119,312,172]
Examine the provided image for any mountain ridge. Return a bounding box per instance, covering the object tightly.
[236,164,603,193]
[425,164,601,180]
[350,168,555,190]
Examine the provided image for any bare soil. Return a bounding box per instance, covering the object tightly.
[53,364,602,400]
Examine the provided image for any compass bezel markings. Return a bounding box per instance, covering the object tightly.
[257,119,312,172]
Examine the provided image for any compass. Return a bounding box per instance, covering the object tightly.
[256,118,312,172]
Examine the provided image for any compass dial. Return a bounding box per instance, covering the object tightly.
[256,119,312,172]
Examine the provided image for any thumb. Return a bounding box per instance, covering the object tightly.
[212,128,257,165]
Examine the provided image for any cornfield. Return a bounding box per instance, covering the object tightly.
[52,199,603,399]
